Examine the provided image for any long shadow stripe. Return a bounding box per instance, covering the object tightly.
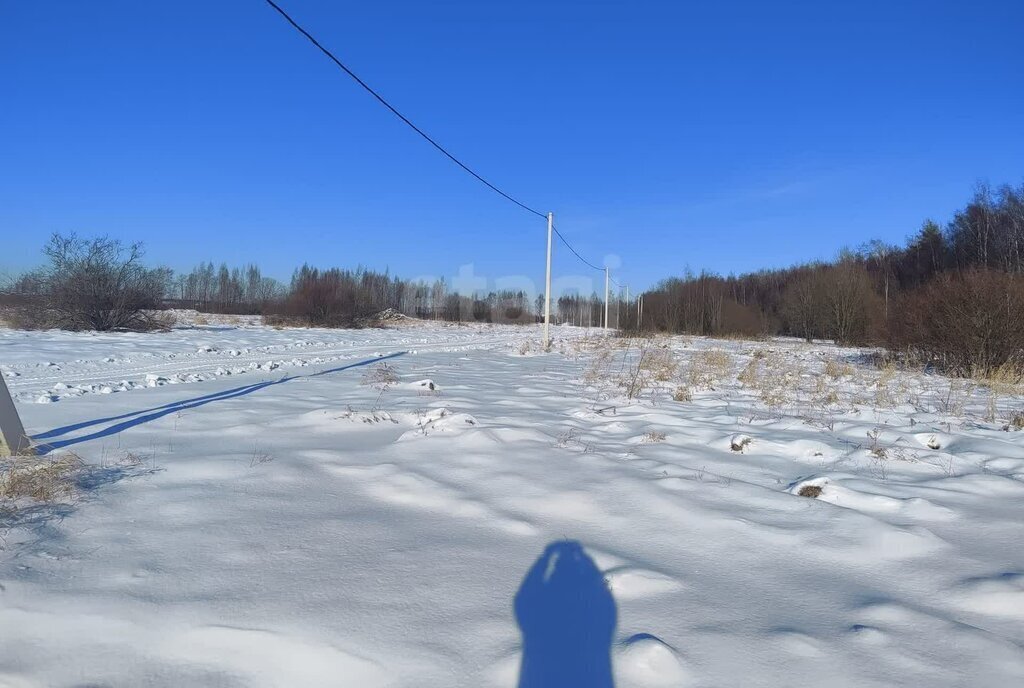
[34,351,406,454]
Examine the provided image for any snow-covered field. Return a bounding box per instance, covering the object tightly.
[2,320,1023,687]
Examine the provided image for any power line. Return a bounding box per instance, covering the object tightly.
[263,0,547,219]
[551,225,604,272]
[264,0,627,307]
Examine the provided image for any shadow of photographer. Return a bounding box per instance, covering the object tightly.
[515,540,616,688]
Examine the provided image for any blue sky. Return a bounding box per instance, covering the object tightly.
[2,0,1022,294]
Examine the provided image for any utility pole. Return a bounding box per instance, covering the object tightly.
[543,212,553,350]
[0,370,29,456]
[638,293,644,330]
[604,267,610,333]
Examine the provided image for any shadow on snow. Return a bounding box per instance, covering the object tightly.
[516,540,617,688]
[31,351,406,454]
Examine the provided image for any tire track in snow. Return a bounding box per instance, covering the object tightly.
[10,336,514,402]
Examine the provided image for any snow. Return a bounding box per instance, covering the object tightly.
[2,321,1024,687]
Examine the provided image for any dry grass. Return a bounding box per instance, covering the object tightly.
[672,385,693,402]
[362,362,401,411]
[736,350,804,411]
[798,484,823,498]
[583,338,683,401]
[619,345,681,399]
[686,349,734,390]
[582,345,615,386]
[824,358,854,378]
[872,362,912,409]
[819,389,840,406]
[555,428,592,452]
[642,430,667,443]
[361,362,400,390]
[937,379,974,416]
[1,453,84,504]
[737,358,760,386]
[976,361,1024,395]
[249,451,273,468]
[1006,411,1024,432]
[644,348,679,382]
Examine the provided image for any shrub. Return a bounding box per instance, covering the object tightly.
[888,269,1024,379]
[7,233,170,331]
[263,265,386,328]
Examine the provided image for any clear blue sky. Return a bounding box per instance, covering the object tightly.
[2,0,1022,294]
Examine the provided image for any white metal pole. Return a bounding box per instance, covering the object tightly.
[638,294,643,329]
[604,268,610,333]
[0,370,29,456]
[543,212,553,349]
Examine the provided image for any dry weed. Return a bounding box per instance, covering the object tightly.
[976,362,1024,395]
[687,349,734,390]
[644,348,679,382]
[824,358,854,378]
[555,428,592,452]
[938,380,974,416]
[583,346,615,386]
[622,346,680,398]
[361,362,400,390]
[1,453,84,503]
[737,358,760,386]
[672,386,692,402]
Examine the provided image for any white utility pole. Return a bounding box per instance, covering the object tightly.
[542,212,553,350]
[638,293,644,330]
[0,370,29,456]
[603,267,610,333]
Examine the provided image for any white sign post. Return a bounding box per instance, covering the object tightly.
[0,370,29,456]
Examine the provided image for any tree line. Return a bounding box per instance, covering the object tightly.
[628,183,1024,378]
[3,182,1021,378]
[1,237,550,330]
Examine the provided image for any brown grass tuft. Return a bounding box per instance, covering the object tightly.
[824,358,854,378]
[687,349,734,390]
[798,484,823,498]
[1,453,84,503]
[672,385,693,402]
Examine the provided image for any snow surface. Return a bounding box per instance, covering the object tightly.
[2,321,1024,687]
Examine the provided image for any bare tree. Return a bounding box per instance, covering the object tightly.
[862,239,897,319]
[28,233,170,331]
